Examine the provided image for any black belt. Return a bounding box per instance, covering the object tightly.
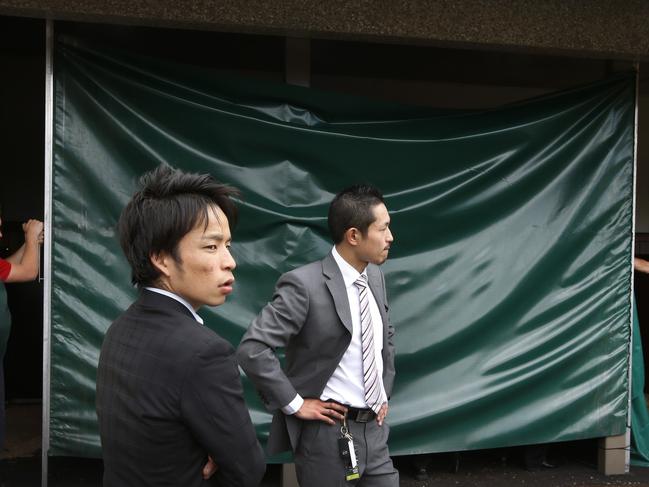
[346,407,376,423]
[326,400,377,423]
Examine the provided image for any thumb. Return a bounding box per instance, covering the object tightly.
[202,458,218,479]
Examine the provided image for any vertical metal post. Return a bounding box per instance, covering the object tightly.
[625,62,640,472]
[42,18,54,487]
[626,61,640,473]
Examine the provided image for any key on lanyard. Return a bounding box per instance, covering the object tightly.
[339,415,360,481]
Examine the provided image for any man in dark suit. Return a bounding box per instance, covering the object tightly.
[237,184,398,487]
[96,165,265,487]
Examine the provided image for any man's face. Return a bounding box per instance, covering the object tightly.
[163,206,236,310]
[355,203,394,266]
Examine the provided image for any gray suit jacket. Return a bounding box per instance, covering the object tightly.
[236,252,396,455]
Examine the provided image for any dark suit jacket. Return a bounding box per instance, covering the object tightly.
[96,290,265,487]
[237,253,395,455]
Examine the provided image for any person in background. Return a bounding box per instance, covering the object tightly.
[635,257,649,274]
[0,216,43,451]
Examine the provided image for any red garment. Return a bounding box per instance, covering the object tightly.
[0,258,11,282]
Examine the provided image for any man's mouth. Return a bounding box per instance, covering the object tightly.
[219,278,235,294]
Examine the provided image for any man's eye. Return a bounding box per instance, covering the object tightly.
[205,245,218,250]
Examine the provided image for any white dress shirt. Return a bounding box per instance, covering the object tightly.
[282,247,387,414]
[144,287,204,325]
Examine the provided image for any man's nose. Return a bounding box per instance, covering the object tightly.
[224,248,236,270]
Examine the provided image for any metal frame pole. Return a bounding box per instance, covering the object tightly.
[626,62,640,473]
[42,18,54,487]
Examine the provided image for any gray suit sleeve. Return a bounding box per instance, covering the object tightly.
[236,271,309,411]
[381,269,396,398]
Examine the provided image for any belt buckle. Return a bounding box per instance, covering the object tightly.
[356,409,373,423]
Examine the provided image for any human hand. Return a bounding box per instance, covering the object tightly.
[202,455,218,480]
[295,399,347,425]
[635,257,649,274]
[23,219,44,245]
[376,403,388,426]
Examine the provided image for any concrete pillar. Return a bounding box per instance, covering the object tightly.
[281,463,299,487]
[598,433,629,475]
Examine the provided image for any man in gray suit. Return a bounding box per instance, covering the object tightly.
[237,184,398,487]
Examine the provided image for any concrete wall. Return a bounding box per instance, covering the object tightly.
[2,1,649,61]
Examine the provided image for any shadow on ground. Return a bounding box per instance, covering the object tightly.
[3,404,649,486]
[2,444,649,486]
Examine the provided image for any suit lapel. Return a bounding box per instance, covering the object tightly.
[322,253,353,334]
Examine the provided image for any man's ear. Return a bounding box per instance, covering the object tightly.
[344,227,361,247]
[150,251,172,278]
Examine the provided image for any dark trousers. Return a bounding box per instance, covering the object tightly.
[0,361,5,450]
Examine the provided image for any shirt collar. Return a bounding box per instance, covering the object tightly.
[144,287,204,325]
[331,246,367,289]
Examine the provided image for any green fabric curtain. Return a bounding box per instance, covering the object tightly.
[50,35,635,458]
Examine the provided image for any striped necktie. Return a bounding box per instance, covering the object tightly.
[354,274,383,414]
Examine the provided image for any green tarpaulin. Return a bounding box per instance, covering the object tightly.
[50,35,635,457]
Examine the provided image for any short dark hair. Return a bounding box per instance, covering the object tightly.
[118,165,239,287]
[328,184,385,244]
